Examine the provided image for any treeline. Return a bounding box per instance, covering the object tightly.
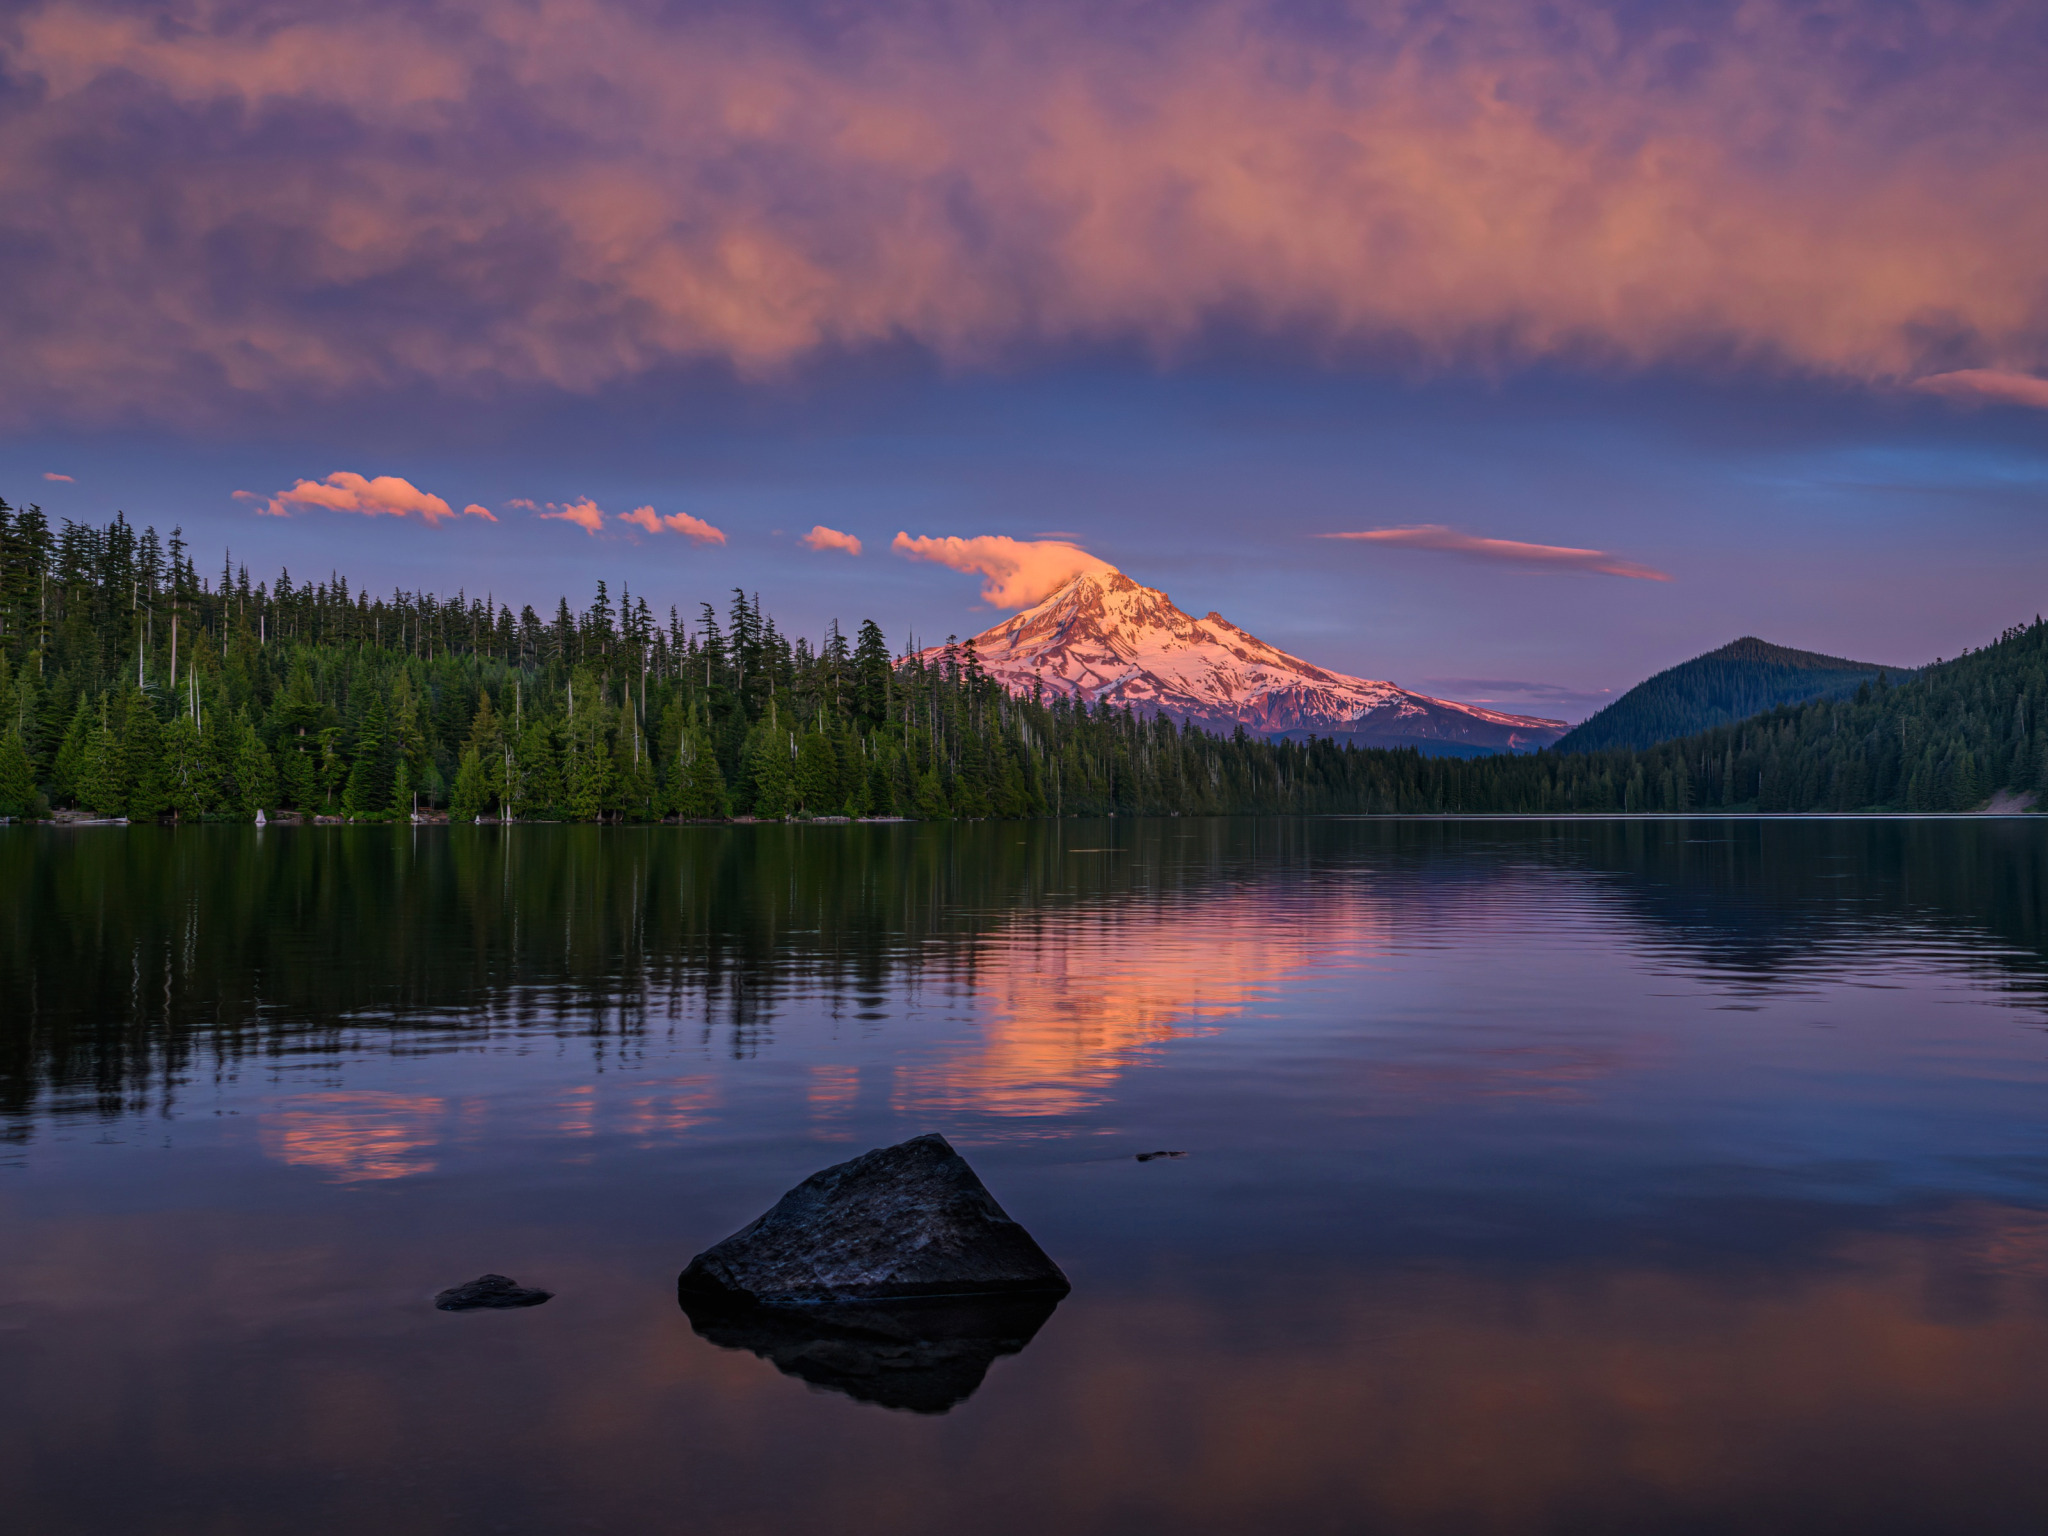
[0,502,2043,822]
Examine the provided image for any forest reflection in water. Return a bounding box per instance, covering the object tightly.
[3,818,2048,1534]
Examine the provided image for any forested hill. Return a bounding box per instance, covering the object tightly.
[1557,636,1913,753]
[0,501,2041,821]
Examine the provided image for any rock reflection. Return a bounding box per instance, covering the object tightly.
[677,1290,1063,1413]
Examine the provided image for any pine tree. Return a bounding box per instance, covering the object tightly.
[673,729,728,818]
[51,695,92,804]
[795,729,838,814]
[77,720,124,816]
[344,694,393,819]
[451,747,490,821]
[744,711,793,818]
[0,731,35,816]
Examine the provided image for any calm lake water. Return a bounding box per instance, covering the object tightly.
[4,818,2047,1534]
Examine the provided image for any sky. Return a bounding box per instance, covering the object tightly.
[3,0,2046,721]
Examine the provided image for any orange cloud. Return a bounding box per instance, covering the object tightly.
[1913,370,2048,411]
[42,472,72,482]
[1321,526,1672,582]
[460,502,497,522]
[659,510,726,545]
[802,525,862,555]
[537,497,605,535]
[892,533,1116,608]
[237,471,471,525]
[545,499,726,542]
[5,0,2047,421]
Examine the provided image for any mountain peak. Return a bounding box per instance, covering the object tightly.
[1557,634,1917,753]
[913,567,1566,751]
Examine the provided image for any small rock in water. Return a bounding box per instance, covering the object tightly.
[678,1132,1069,1304]
[1135,1150,1187,1162]
[434,1274,553,1311]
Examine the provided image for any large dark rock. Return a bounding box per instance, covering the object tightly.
[679,1291,1062,1414]
[677,1133,1070,1304]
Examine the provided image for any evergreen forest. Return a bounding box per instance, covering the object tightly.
[1,503,2043,822]
[1556,636,1911,753]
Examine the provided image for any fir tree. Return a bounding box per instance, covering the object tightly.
[0,732,35,816]
[344,694,393,819]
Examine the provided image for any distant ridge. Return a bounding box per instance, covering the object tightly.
[1557,636,1916,753]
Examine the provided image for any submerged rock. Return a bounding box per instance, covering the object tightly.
[680,1290,1061,1414]
[434,1274,553,1311]
[677,1133,1070,1304]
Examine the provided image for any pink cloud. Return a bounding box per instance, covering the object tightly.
[542,500,726,542]
[892,533,1116,609]
[537,498,605,535]
[1912,370,2048,412]
[42,472,72,482]
[658,509,726,545]
[4,1,2048,422]
[1321,526,1671,582]
[238,471,465,524]
[506,497,540,511]
[461,503,497,522]
[803,525,862,555]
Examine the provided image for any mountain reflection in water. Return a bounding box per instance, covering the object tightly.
[3,818,2047,1534]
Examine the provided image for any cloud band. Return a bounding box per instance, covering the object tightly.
[7,0,2048,422]
[1322,525,1671,581]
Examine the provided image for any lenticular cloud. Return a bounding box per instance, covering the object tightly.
[1322,526,1671,582]
[6,0,2048,421]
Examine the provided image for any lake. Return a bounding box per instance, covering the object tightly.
[4,817,2047,1534]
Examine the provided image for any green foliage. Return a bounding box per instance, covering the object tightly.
[0,731,36,815]
[672,727,728,819]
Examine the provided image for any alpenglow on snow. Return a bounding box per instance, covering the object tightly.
[909,566,1565,752]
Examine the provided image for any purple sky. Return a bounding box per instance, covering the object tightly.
[4,0,2046,720]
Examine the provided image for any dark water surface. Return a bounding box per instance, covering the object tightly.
[4,818,2048,1534]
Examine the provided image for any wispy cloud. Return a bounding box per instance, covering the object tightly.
[803,525,863,555]
[235,471,489,525]
[551,500,727,543]
[892,533,1115,609]
[42,472,72,482]
[1913,370,2048,411]
[6,0,2048,422]
[1321,526,1671,582]
[1422,678,1616,713]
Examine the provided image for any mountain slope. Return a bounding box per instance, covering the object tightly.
[911,566,1566,751]
[1557,636,1915,754]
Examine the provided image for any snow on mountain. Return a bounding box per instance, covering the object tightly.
[907,566,1566,751]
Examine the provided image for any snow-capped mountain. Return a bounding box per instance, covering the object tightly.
[909,566,1566,751]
